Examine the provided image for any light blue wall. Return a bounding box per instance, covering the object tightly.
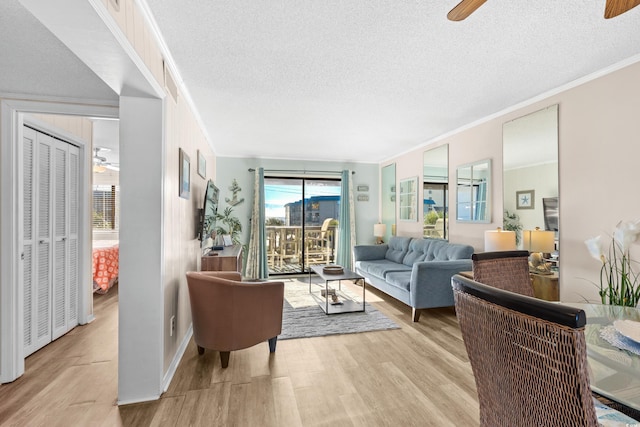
[215,157,380,248]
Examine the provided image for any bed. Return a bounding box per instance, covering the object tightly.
[93,240,119,294]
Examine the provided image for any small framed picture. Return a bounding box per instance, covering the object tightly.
[516,190,535,209]
[179,148,190,200]
[222,234,233,246]
[357,194,369,202]
[197,150,206,179]
[357,184,369,192]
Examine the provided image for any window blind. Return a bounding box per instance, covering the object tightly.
[92,184,119,230]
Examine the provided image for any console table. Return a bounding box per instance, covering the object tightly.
[201,245,242,272]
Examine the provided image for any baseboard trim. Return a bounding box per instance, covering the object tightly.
[162,324,193,393]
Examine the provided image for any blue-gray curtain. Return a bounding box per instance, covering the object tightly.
[336,170,356,269]
[245,168,268,279]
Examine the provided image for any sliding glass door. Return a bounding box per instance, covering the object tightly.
[264,177,340,275]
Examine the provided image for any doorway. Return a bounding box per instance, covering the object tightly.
[264,177,340,275]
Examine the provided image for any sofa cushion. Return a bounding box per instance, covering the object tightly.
[424,240,474,261]
[385,271,412,292]
[356,260,411,280]
[402,238,434,266]
[385,236,411,263]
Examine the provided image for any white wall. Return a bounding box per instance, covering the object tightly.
[383,58,640,303]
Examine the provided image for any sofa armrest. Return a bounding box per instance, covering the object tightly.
[353,244,388,262]
[409,259,473,306]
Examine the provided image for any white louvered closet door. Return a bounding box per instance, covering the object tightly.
[22,126,80,357]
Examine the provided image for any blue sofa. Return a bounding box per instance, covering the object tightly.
[353,236,474,322]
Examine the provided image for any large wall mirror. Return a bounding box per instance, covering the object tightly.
[423,145,448,239]
[503,104,559,269]
[381,163,396,243]
[456,159,491,223]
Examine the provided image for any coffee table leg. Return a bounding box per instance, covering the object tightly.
[325,280,329,313]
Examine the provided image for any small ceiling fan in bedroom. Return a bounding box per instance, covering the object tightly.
[93,147,119,173]
[447,0,640,21]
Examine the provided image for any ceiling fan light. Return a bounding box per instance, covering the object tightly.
[93,164,107,173]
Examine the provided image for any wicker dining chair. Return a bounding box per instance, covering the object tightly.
[471,250,534,297]
[451,274,640,426]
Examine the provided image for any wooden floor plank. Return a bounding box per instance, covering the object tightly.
[0,282,480,426]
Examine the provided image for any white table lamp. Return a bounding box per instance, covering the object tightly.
[523,227,556,274]
[374,223,387,244]
[484,227,516,252]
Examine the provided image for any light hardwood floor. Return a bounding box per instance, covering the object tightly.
[0,282,480,426]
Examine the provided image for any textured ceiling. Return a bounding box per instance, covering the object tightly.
[0,0,117,102]
[144,0,640,163]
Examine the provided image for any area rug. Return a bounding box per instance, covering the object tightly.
[279,277,400,340]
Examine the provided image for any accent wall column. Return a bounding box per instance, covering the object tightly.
[118,96,165,403]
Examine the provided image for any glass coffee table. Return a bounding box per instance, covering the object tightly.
[309,265,365,314]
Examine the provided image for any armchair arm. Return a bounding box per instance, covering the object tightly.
[409,259,472,307]
[353,244,388,262]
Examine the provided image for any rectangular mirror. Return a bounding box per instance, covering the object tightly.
[381,163,396,242]
[503,105,559,270]
[399,177,418,221]
[456,159,491,223]
[423,145,448,239]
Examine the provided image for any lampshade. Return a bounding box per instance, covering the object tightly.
[523,227,555,253]
[484,228,516,252]
[374,223,387,237]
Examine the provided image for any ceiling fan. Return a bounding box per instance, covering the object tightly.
[448,0,640,21]
[93,147,119,173]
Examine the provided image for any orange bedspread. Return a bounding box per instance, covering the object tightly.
[93,245,119,293]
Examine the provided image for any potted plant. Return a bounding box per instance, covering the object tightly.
[215,206,242,246]
[585,220,640,306]
[503,210,523,246]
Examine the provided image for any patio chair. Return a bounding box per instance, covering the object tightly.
[186,271,284,368]
[305,218,334,265]
[451,274,640,426]
[471,250,534,297]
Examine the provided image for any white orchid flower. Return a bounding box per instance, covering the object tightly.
[613,220,640,252]
[585,235,606,263]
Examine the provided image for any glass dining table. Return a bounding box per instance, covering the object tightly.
[568,303,640,411]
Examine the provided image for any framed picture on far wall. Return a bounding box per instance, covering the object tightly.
[197,150,206,178]
[179,148,190,200]
[516,189,534,209]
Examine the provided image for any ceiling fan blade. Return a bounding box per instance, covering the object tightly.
[447,0,488,21]
[605,0,640,18]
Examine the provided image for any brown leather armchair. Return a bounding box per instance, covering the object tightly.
[185,271,285,368]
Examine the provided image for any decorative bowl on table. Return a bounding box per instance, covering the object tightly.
[323,265,344,274]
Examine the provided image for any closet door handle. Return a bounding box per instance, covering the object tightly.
[39,239,45,244]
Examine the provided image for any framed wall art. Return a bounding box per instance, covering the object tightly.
[179,148,190,200]
[516,189,535,209]
[197,150,206,179]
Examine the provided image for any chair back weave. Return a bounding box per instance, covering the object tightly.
[451,274,597,426]
[472,250,534,297]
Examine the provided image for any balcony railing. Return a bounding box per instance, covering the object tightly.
[266,225,336,274]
